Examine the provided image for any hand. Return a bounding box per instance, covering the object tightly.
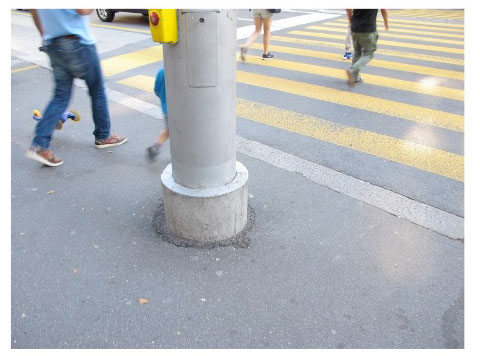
[384,22,389,30]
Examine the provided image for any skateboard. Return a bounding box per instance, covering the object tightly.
[32,109,81,130]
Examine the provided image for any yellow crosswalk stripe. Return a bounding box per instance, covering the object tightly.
[236,98,463,182]
[114,74,463,182]
[307,22,464,38]
[335,18,464,28]
[100,41,463,97]
[250,43,463,81]
[243,52,463,101]
[117,73,463,132]
[11,10,30,16]
[289,31,464,54]
[389,10,464,19]
[271,35,464,66]
[236,71,463,132]
[101,46,163,77]
[306,25,464,45]
[322,22,464,34]
[90,23,151,34]
[12,65,39,73]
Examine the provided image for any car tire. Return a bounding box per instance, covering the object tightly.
[96,9,115,22]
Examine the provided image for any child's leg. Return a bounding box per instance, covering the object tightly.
[147,67,170,161]
[155,128,169,145]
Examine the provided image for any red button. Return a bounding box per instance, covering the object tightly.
[150,12,159,26]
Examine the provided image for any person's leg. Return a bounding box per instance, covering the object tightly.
[351,32,362,66]
[32,59,73,150]
[146,119,169,161]
[147,68,169,161]
[346,32,364,86]
[156,129,169,145]
[78,44,126,148]
[27,44,75,166]
[243,16,263,49]
[262,16,273,54]
[350,32,377,77]
[82,44,111,140]
[240,16,262,61]
[344,26,353,59]
[345,27,353,52]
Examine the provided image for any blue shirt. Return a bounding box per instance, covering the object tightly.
[37,9,95,45]
[154,67,167,116]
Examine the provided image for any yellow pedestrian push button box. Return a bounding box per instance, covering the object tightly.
[148,9,177,44]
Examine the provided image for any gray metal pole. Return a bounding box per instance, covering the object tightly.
[160,9,249,244]
[163,9,237,189]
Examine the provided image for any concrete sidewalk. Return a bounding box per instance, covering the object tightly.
[11,59,463,348]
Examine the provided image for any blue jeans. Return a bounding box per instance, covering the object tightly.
[32,37,111,149]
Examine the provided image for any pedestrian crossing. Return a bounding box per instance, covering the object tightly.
[101,14,464,183]
[320,22,464,38]
[242,53,463,99]
[306,26,464,45]
[270,35,464,65]
[101,46,163,77]
[248,43,463,80]
[336,17,463,28]
[388,9,464,20]
[288,31,464,54]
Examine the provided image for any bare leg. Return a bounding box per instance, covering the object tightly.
[240,17,263,61]
[155,129,169,145]
[262,16,272,54]
[243,16,263,48]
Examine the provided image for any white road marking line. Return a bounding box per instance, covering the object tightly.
[236,137,464,241]
[75,81,165,120]
[236,12,340,40]
[15,11,463,240]
[93,84,463,241]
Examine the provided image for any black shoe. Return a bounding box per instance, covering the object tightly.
[262,52,274,60]
[240,46,247,61]
[146,144,162,161]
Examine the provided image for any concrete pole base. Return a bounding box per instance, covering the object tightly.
[161,161,249,243]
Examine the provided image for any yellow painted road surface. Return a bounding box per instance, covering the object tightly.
[306,26,463,46]
[335,17,464,28]
[101,46,163,77]
[116,74,463,182]
[289,31,464,54]
[320,22,464,37]
[388,9,464,20]
[115,71,463,132]
[235,71,463,132]
[306,26,464,45]
[12,65,39,73]
[249,43,464,81]
[96,12,463,182]
[246,44,463,100]
[12,9,463,182]
[271,35,464,65]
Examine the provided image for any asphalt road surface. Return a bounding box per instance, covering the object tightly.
[11,9,464,348]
